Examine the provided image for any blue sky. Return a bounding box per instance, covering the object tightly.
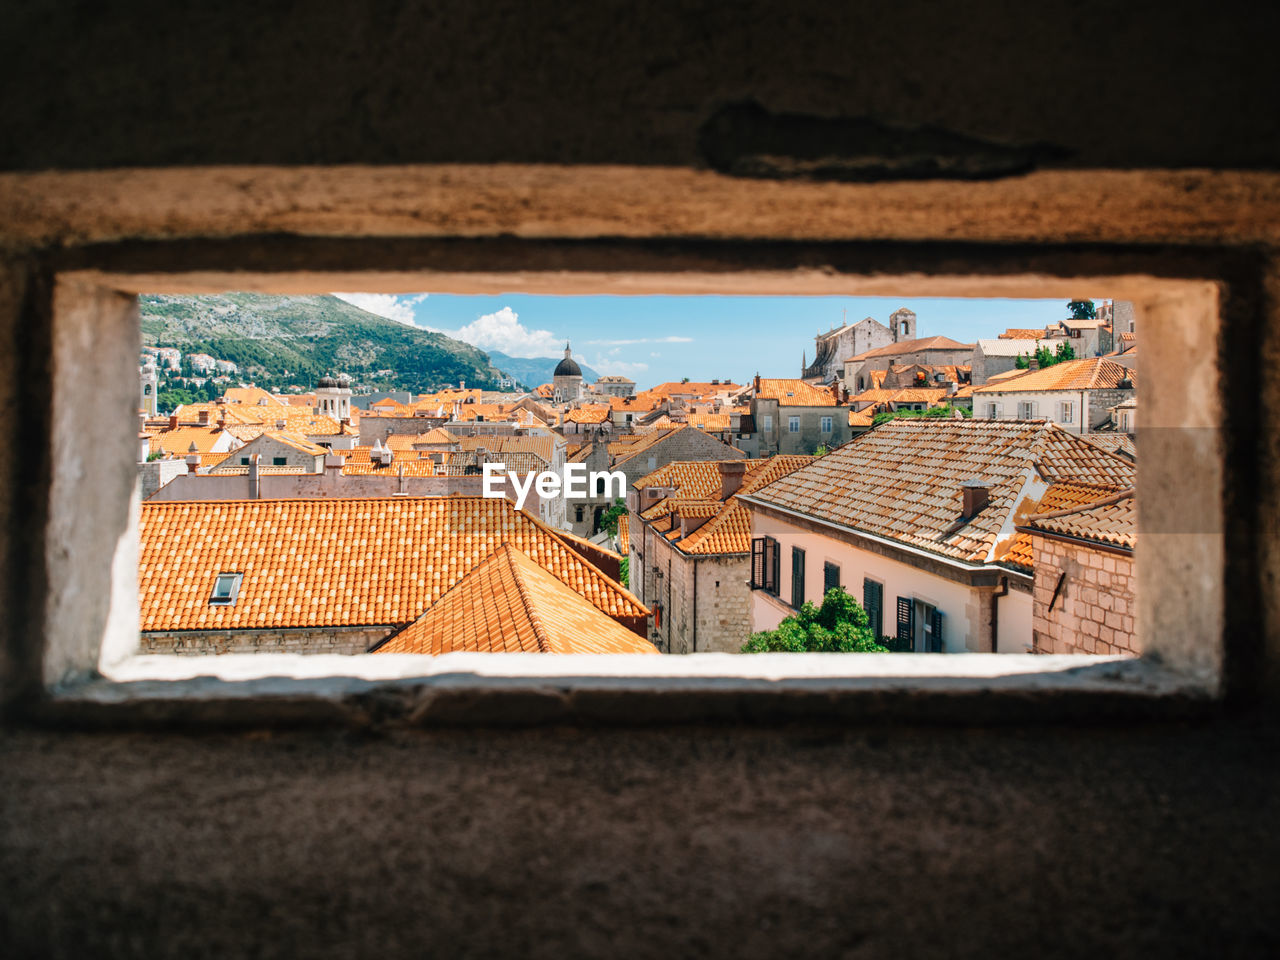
[333,293,1099,390]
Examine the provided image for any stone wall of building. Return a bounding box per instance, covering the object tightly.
[1087,388,1136,431]
[1031,536,1137,656]
[138,458,187,500]
[753,400,848,456]
[140,625,394,656]
[615,429,744,489]
[644,525,751,654]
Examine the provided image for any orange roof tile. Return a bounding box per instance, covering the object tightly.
[564,404,612,424]
[849,335,973,361]
[221,387,289,407]
[415,427,457,445]
[1002,481,1128,569]
[138,497,647,631]
[754,379,838,406]
[149,426,238,456]
[1024,485,1136,551]
[973,358,1135,393]
[999,328,1049,340]
[616,513,629,553]
[375,545,655,654]
[745,420,1134,567]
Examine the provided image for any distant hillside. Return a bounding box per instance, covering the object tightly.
[487,350,600,389]
[139,294,505,393]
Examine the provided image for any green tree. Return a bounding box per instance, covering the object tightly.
[742,587,888,653]
[1015,352,1030,369]
[871,403,971,427]
[1068,300,1096,320]
[619,557,629,588]
[1053,340,1075,363]
[599,498,627,535]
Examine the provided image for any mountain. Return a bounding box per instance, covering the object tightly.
[486,350,600,389]
[139,294,506,393]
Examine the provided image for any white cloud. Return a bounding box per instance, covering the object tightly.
[440,307,562,358]
[331,293,428,326]
[590,356,649,376]
[585,336,693,345]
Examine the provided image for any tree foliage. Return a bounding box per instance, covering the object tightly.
[1067,300,1096,320]
[599,498,627,535]
[1015,341,1076,370]
[619,557,629,588]
[742,587,888,653]
[871,403,971,426]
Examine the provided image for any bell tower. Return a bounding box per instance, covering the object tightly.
[890,307,917,342]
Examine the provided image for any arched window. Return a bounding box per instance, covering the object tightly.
[143,384,152,395]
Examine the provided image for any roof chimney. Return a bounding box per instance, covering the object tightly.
[168,413,179,430]
[961,479,990,521]
[1028,354,1039,371]
[718,459,749,500]
[1118,375,1134,390]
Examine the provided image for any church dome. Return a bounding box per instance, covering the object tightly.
[317,375,341,388]
[553,342,582,378]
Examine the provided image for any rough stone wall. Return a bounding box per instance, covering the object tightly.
[140,625,394,656]
[758,406,847,456]
[614,428,744,489]
[138,458,186,500]
[652,540,750,655]
[1032,537,1137,655]
[1087,388,1136,431]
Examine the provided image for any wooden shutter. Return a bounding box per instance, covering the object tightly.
[767,538,780,594]
[750,538,765,589]
[823,562,840,595]
[791,547,806,608]
[863,579,883,638]
[930,609,945,653]
[896,596,914,649]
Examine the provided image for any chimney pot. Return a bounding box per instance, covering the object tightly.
[718,459,749,500]
[961,479,990,520]
[168,413,179,430]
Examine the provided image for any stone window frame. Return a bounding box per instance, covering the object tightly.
[3,173,1261,727]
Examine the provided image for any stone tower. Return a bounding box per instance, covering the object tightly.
[890,307,917,342]
[139,359,158,416]
[315,375,352,421]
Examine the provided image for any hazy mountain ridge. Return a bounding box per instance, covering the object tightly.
[486,350,601,389]
[139,294,506,393]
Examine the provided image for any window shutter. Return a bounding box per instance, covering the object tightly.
[791,547,806,608]
[823,561,840,595]
[767,538,780,594]
[930,609,945,653]
[750,538,765,589]
[863,579,883,638]
[896,597,914,649]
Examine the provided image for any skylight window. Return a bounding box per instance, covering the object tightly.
[209,572,243,606]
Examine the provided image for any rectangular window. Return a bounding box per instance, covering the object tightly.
[272,456,287,466]
[823,561,840,594]
[750,536,780,594]
[1060,401,1074,423]
[762,415,773,433]
[895,596,914,651]
[791,546,806,608]
[1018,400,1039,419]
[863,579,883,638]
[788,416,800,433]
[985,402,999,419]
[240,457,250,465]
[209,572,243,606]
[820,415,833,434]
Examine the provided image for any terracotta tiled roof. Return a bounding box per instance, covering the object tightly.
[221,387,288,407]
[139,497,647,631]
[149,426,238,455]
[340,460,441,476]
[754,379,838,406]
[646,381,742,398]
[616,513,629,553]
[1024,487,1136,551]
[634,456,814,555]
[1002,481,1130,569]
[851,387,949,408]
[973,358,1136,393]
[1083,434,1136,460]
[745,419,1134,567]
[374,545,655,655]
[998,328,1048,340]
[849,336,973,361]
[415,427,457,445]
[849,408,875,428]
[458,435,555,464]
[565,404,612,424]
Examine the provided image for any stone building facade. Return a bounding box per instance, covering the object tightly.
[140,625,392,656]
[1030,535,1136,656]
